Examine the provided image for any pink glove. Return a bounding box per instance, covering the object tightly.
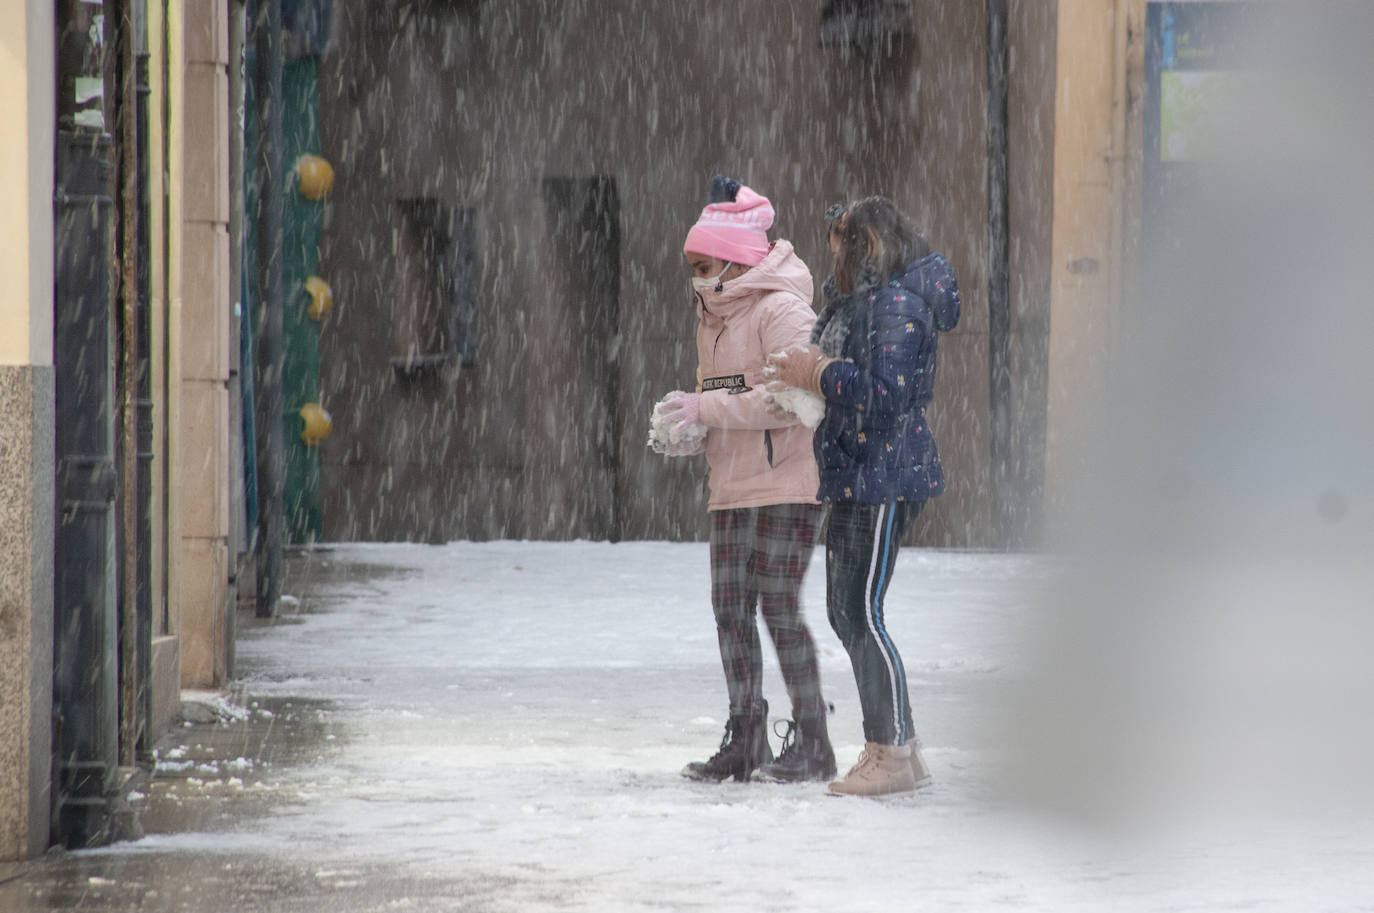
[765,345,837,395]
[648,391,707,457]
[657,390,700,429]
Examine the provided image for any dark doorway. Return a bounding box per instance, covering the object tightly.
[52,129,119,847]
[529,177,622,541]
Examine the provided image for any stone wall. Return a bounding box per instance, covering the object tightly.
[0,368,55,860]
[314,0,1058,547]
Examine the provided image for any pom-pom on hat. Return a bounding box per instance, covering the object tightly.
[683,175,775,267]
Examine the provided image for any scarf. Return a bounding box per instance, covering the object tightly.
[809,261,889,358]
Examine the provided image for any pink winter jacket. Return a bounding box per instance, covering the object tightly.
[694,240,820,510]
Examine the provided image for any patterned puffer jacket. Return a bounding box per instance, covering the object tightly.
[812,251,961,504]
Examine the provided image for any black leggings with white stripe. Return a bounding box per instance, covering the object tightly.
[824,500,923,747]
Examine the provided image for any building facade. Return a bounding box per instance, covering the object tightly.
[313,0,1066,548]
[1,0,240,857]
[3,0,1172,859]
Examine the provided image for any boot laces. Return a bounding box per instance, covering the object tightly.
[844,747,875,779]
[772,719,800,763]
[706,718,741,764]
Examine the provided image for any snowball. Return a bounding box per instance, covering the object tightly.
[768,386,825,429]
[646,394,707,456]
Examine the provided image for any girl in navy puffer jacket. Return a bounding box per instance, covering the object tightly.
[767,197,961,797]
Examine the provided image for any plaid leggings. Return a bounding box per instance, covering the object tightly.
[825,500,924,746]
[709,502,826,721]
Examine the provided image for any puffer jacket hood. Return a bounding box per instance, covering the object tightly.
[898,252,961,334]
[697,240,814,326]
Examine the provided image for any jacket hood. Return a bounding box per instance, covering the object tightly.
[697,240,814,322]
[897,252,961,333]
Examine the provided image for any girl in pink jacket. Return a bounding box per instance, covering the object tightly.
[653,176,835,783]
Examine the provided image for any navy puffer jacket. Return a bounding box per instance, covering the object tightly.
[812,252,961,504]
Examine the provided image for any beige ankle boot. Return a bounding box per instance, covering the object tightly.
[828,742,918,797]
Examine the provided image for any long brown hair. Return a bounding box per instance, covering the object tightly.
[828,197,930,295]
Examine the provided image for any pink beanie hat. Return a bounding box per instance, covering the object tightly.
[683,185,775,267]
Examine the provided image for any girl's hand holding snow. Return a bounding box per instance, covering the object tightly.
[657,390,700,428]
[764,381,826,429]
[766,344,836,396]
[761,349,831,428]
[647,391,707,456]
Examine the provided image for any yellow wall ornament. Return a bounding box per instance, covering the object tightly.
[299,403,333,446]
[295,154,334,199]
[304,275,333,321]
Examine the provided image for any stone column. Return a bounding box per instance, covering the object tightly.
[1043,0,1144,535]
[179,0,234,687]
[0,0,57,862]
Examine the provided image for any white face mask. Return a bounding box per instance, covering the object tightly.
[691,263,733,293]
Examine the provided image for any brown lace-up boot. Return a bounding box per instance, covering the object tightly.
[756,715,837,782]
[681,701,773,782]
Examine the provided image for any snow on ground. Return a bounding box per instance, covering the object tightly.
[120,542,1374,911]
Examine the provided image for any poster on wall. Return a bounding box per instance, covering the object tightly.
[1142,2,1250,270]
[1145,2,1249,164]
[1149,1,1250,164]
[1159,69,1245,163]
